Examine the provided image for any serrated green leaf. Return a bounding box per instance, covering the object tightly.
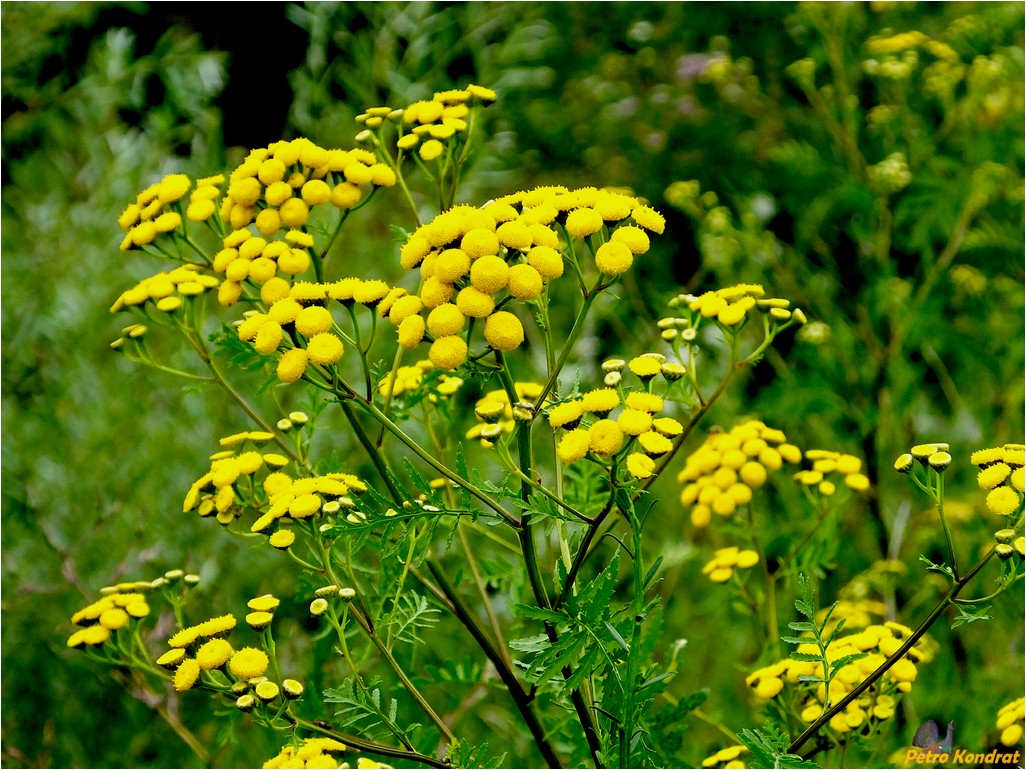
[514,603,567,625]
[781,635,812,645]
[788,620,818,632]
[789,651,824,662]
[829,652,868,674]
[797,674,825,683]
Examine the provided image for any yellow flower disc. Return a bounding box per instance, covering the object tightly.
[197,638,234,670]
[484,311,525,351]
[557,429,591,463]
[174,658,201,691]
[589,419,625,456]
[229,647,270,679]
[277,348,309,384]
[295,306,334,337]
[595,241,634,276]
[428,335,468,371]
[987,486,1020,516]
[306,333,344,365]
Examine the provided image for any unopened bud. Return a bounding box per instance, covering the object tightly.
[911,444,939,462]
[604,371,622,387]
[339,587,356,602]
[928,452,951,471]
[310,598,329,616]
[995,543,1014,560]
[255,681,280,702]
[602,359,626,373]
[288,411,309,425]
[236,694,257,712]
[475,401,505,423]
[512,402,535,422]
[282,679,304,699]
[276,418,294,432]
[315,585,340,598]
[894,453,914,474]
[995,528,1016,544]
[792,308,808,325]
[246,611,273,631]
[661,363,687,381]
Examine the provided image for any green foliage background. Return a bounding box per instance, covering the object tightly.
[2,2,1022,767]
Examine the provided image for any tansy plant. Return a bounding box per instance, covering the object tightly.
[70,83,1024,770]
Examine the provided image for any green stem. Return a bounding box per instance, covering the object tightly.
[356,399,517,527]
[531,285,601,417]
[426,562,564,769]
[295,717,448,768]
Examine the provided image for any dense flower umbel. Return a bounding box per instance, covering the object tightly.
[210,137,396,305]
[395,186,666,370]
[678,420,803,527]
[109,264,219,314]
[361,83,496,160]
[971,443,1025,516]
[377,359,464,400]
[665,284,806,338]
[118,173,208,251]
[702,546,759,583]
[67,590,151,648]
[793,449,872,497]
[183,432,365,547]
[747,622,936,735]
[996,697,1025,747]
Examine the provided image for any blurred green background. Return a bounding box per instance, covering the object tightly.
[2,2,1023,767]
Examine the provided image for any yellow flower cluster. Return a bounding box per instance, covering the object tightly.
[360,83,496,162]
[747,622,936,734]
[678,420,803,527]
[793,449,872,497]
[551,385,681,478]
[702,546,759,583]
[865,30,958,61]
[971,443,1025,516]
[153,597,292,699]
[183,432,284,523]
[117,173,195,250]
[701,745,749,769]
[264,738,393,770]
[996,698,1025,747]
[396,187,665,370]
[235,283,356,384]
[67,590,151,648]
[248,470,367,537]
[211,137,397,303]
[263,738,350,769]
[685,284,806,329]
[109,264,219,314]
[466,382,546,447]
[377,359,464,400]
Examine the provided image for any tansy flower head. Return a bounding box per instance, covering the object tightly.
[229,647,270,679]
[174,658,202,691]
